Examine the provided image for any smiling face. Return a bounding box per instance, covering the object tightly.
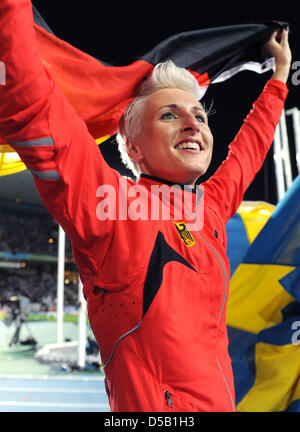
[127,87,214,186]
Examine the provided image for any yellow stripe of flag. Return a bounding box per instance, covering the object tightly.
[0,135,111,177]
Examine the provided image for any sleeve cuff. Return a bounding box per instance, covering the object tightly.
[263,79,289,101]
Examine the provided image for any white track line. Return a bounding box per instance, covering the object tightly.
[0,374,105,381]
[0,386,105,393]
[0,401,109,408]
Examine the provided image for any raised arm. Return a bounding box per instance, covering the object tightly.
[0,0,54,138]
[0,0,118,276]
[204,29,291,223]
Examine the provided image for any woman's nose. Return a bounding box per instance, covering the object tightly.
[181,117,200,133]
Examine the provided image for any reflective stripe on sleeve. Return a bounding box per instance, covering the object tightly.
[8,137,54,147]
[29,168,60,180]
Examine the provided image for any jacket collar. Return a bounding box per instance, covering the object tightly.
[137,173,201,194]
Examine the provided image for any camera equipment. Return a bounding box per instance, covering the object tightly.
[4,295,37,347]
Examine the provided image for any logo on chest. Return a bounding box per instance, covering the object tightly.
[174,222,196,247]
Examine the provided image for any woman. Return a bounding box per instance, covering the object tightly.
[0,0,291,412]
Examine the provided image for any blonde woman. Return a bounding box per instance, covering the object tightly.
[0,0,291,412]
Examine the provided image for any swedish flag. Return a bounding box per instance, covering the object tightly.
[226,176,300,412]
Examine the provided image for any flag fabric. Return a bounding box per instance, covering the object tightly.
[30,11,287,140]
[226,201,275,276]
[226,175,300,412]
[0,5,288,175]
[0,144,26,176]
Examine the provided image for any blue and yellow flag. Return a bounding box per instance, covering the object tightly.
[226,175,300,412]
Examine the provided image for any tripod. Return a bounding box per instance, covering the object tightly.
[9,315,37,347]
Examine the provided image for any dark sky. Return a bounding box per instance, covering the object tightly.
[14,1,300,204]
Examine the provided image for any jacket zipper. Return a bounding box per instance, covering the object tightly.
[164,390,175,408]
[195,230,235,412]
[195,231,227,326]
[216,357,236,411]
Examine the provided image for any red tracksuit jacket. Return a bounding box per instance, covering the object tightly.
[0,0,288,412]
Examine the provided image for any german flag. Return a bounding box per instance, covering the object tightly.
[32,7,288,140]
[0,5,289,175]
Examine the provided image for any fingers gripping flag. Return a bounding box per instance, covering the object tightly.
[0,4,288,176]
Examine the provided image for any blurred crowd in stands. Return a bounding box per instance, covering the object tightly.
[0,200,77,311]
[0,267,78,311]
[0,202,73,257]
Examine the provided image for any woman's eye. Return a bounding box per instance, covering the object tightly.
[195,114,205,123]
[161,112,176,120]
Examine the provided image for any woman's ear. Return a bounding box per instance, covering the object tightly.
[126,138,144,162]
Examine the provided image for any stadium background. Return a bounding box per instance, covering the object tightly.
[0,0,299,413]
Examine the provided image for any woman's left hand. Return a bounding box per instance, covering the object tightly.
[264,29,292,83]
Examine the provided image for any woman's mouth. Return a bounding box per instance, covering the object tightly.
[175,141,204,152]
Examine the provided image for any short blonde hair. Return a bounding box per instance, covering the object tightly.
[116,60,204,178]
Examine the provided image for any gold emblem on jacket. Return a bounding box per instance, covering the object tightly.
[174,222,196,247]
